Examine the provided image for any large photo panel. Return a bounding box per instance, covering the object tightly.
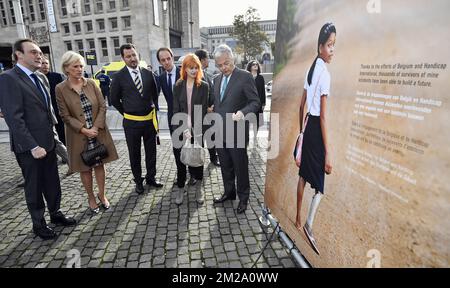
[266,0,449,267]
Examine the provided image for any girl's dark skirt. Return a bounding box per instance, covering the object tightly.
[299,115,325,193]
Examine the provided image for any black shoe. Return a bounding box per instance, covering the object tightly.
[213,193,236,204]
[146,179,163,188]
[50,211,77,226]
[237,201,247,214]
[33,226,57,240]
[135,183,145,194]
[211,158,220,166]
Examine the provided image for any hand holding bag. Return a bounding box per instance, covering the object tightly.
[81,140,109,167]
[180,138,205,167]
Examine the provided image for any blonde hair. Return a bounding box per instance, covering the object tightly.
[61,51,85,76]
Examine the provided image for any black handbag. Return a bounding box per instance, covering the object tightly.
[81,141,109,167]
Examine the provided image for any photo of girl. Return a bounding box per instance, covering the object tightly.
[295,23,336,255]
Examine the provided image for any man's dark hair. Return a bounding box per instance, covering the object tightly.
[194,49,208,61]
[120,43,137,57]
[156,47,174,62]
[12,39,38,62]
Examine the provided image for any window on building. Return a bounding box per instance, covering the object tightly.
[87,39,95,51]
[73,22,81,33]
[62,23,70,34]
[37,0,45,21]
[83,0,91,14]
[109,17,117,30]
[97,19,105,31]
[112,37,120,56]
[124,35,132,44]
[122,16,130,29]
[85,20,93,32]
[168,0,182,31]
[95,0,103,13]
[8,0,16,24]
[28,1,36,22]
[152,0,159,26]
[121,0,129,9]
[60,0,67,17]
[65,41,72,51]
[0,1,8,26]
[108,0,115,10]
[75,40,83,53]
[99,38,108,57]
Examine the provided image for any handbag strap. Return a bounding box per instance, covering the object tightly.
[302,68,324,133]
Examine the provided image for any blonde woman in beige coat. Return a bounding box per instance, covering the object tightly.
[56,51,118,214]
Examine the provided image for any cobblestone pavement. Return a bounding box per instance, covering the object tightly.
[0,135,298,268]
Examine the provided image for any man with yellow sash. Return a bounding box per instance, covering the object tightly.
[111,43,163,194]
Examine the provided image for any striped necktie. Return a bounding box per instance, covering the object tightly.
[132,70,143,96]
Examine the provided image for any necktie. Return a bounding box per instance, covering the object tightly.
[30,73,49,109]
[132,70,143,96]
[167,73,172,94]
[220,75,229,101]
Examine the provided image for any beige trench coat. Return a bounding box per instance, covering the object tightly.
[55,78,118,173]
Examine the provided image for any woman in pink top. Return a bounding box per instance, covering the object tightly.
[173,54,209,205]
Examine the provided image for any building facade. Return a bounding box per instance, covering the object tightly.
[0,0,200,73]
[200,19,277,68]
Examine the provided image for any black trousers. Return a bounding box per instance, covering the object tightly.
[124,125,157,184]
[216,145,250,204]
[15,149,61,229]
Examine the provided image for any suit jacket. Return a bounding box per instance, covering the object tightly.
[159,66,180,123]
[110,66,158,128]
[173,80,209,134]
[213,68,261,145]
[0,66,55,153]
[202,70,215,107]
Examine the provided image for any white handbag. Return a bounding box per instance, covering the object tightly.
[180,139,206,167]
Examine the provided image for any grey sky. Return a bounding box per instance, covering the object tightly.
[199,0,278,27]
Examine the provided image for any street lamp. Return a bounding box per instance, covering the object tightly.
[161,0,168,12]
[161,0,170,47]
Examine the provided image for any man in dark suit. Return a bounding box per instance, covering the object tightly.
[157,47,180,132]
[111,43,163,194]
[157,47,186,189]
[212,44,261,214]
[39,56,66,145]
[194,49,220,167]
[0,39,76,240]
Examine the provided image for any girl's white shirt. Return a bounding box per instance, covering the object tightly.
[303,58,330,116]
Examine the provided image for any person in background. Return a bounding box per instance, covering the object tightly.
[246,60,266,143]
[40,56,66,145]
[95,70,112,106]
[194,49,220,167]
[56,51,119,214]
